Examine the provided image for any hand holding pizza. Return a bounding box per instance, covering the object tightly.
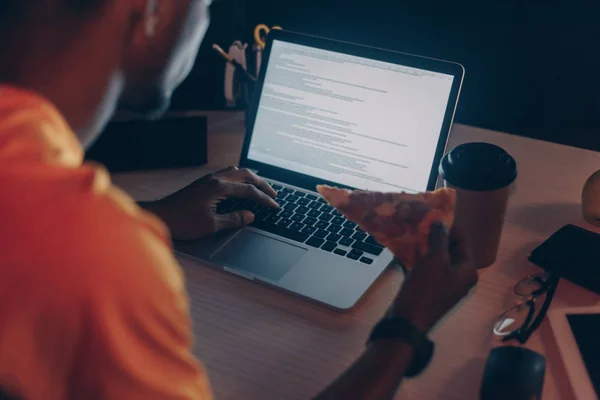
[317,185,477,333]
[317,185,456,270]
[389,223,478,333]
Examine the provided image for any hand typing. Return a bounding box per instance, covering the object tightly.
[146,166,279,240]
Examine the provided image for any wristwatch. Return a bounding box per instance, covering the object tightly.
[367,316,435,377]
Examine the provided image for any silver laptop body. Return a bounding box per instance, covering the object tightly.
[176,30,464,310]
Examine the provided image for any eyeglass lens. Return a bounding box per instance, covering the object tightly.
[514,273,551,297]
[494,291,550,338]
[493,302,533,336]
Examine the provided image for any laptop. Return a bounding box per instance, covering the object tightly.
[176,30,464,310]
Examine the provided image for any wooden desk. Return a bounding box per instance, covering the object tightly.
[113,111,600,400]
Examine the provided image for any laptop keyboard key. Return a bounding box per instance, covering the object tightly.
[334,249,347,256]
[318,213,333,222]
[306,194,317,200]
[352,241,384,256]
[332,216,346,225]
[332,210,341,217]
[252,220,310,243]
[314,229,329,239]
[290,222,304,231]
[291,214,305,222]
[340,228,354,237]
[365,235,383,247]
[344,221,357,229]
[297,198,310,206]
[347,250,362,260]
[271,184,283,190]
[296,206,309,214]
[352,231,367,241]
[308,201,322,209]
[276,192,288,201]
[327,233,341,243]
[266,206,279,214]
[320,204,333,213]
[283,203,298,211]
[277,218,292,227]
[360,257,374,265]
[301,226,317,235]
[318,197,326,203]
[282,187,294,193]
[306,237,325,248]
[307,209,321,218]
[256,203,270,212]
[294,191,306,197]
[315,221,329,229]
[321,241,337,252]
[327,224,342,233]
[286,195,300,203]
[254,211,270,221]
[303,217,317,226]
[266,215,280,224]
[339,237,354,247]
[279,210,294,219]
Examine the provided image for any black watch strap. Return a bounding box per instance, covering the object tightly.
[367,317,435,377]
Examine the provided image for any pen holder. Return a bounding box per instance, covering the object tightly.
[582,169,600,227]
[224,41,257,109]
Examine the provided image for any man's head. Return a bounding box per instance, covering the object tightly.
[0,0,211,146]
[118,0,211,119]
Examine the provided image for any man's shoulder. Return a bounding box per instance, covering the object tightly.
[0,162,183,298]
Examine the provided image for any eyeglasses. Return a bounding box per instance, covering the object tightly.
[493,272,559,344]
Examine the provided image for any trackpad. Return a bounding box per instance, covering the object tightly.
[210,230,307,281]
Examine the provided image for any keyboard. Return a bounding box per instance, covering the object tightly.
[216,182,384,265]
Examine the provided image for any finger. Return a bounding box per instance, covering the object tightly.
[215,211,254,230]
[221,168,277,199]
[428,222,450,256]
[222,181,279,208]
[215,166,238,174]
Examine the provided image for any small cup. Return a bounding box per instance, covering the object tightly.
[440,142,517,269]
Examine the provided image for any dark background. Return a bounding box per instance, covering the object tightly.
[171,0,600,151]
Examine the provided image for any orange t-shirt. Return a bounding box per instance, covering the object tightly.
[0,86,213,400]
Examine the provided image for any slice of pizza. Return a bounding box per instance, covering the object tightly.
[316,185,456,270]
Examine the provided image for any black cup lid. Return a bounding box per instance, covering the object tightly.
[439,142,517,191]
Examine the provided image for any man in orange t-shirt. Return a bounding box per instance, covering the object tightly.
[0,1,477,399]
[0,2,280,399]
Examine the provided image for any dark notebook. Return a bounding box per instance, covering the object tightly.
[529,224,600,295]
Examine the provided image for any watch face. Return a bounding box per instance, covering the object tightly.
[368,317,435,377]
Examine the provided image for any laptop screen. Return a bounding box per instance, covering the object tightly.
[247,40,455,193]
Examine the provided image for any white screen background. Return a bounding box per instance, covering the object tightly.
[248,40,455,192]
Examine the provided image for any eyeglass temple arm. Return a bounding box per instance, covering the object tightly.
[518,275,560,344]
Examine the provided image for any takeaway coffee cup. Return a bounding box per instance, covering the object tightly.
[439,143,517,268]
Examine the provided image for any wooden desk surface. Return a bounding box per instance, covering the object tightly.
[113,111,600,400]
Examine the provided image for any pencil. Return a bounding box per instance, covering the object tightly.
[212,44,257,83]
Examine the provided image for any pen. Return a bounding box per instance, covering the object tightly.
[212,44,257,83]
